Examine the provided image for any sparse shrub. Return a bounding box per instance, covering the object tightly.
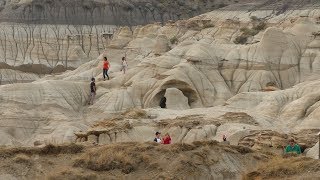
[234,35,248,44]
[11,4,20,10]
[241,27,258,36]
[122,108,147,119]
[170,36,178,44]
[46,167,97,180]
[40,143,84,155]
[244,156,320,179]
[235,21,267,44]
[250,16,259,21]
[232,145,254,154]
[218,3,227,8]
[74,148,138,174]
[253,21,266,31]
[14,154,31,164]
[266,82,276,87]
[203,22,215,28]
[34,4,44,10]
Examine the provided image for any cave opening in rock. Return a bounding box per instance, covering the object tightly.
[151,88,198,109]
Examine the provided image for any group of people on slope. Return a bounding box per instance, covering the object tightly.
[89,56,305,154]
[154,132,171,144]
[88,56,128,105]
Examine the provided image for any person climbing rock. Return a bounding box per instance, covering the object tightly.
[162,133,171,144]
[121,56,128,74]
[88,78,96,105]
[103,57,110,80]
[285,138,301,155]
[154,132,162,143]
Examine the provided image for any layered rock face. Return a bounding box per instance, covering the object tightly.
[0,24,117,84]
[1,0,319,83]
[0,8,320,147]
[0,0,241,25]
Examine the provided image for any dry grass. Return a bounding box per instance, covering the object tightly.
[218,112,258,125]
[73,140,257,176]
[46,167,97,180]
[13,154,32,164]
[121,108,147,119]
[157,115,209,128]
[0,141,285,179]
[244,156,320,179]
[0,143,84,158]
[74,142,155,174]
[73,142,211,174]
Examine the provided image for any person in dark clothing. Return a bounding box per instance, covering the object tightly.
[160,97,166,108]
[223,134,227,142]
[154,132,162,143]
[103,57,110,80]
[88,78,96,105]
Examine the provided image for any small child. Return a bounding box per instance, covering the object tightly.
[121,57,128,74]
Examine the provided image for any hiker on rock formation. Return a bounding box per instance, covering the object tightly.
[223,134,227,142]
[221,134,230,145]
[162,133,171,144]
[154,132,162,143]
[285,138,301,155]
[88,78,96,105]
[103,57,110,80]
[121,57,128,74]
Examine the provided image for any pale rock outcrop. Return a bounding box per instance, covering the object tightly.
[164,88,190,110]
[108,27,133,49]
[152,35,170,55]
[306,141,319,159]
[182,125,217,143]
[1,9,320,145]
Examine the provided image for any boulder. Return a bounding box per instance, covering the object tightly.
[165,88,190,110]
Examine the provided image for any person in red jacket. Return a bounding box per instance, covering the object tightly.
[162,133,171,144]
[103,57,110,80]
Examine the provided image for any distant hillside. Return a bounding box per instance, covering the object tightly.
[0,0,318,25]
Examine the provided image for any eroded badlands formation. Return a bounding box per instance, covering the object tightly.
[0,8,319,160]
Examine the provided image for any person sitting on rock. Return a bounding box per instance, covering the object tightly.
[162,133,171,144]
[154,132,162,143]
[285,138,301,155]
[88,77,96,105]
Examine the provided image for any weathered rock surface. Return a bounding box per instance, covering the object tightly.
[0,8,319,148]
[165,88,190,110]
[306,141,319,159]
